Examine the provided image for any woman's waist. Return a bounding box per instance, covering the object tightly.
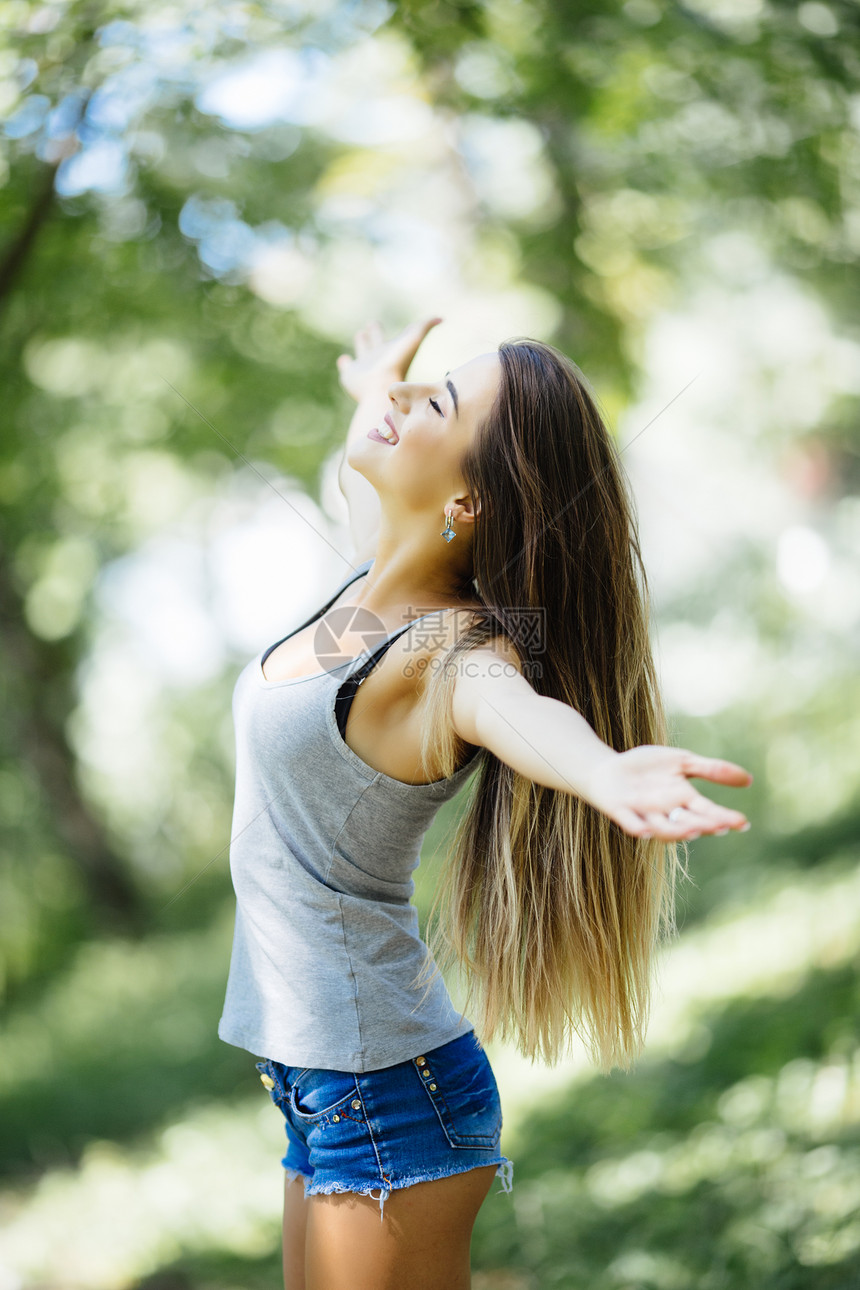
[229,834,421,904]
[229,908,447,1014]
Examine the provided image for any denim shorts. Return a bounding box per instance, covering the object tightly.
[254,1030,513,1220]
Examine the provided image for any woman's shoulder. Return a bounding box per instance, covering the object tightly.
[416,601,525,673]
[419,599,484,638]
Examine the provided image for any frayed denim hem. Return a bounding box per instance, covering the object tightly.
[282,1164,313,1191]
[494,1157,514,1194]
[281,1161,390,1221]
[304,1177,392,1222]
[292,1156,514,1223]
[384,1155,514,1199]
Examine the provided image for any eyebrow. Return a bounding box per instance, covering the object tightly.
[443,371,459,418]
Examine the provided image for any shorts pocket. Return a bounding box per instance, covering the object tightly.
[411,1038,502,1150]
[255,1059,300,1108]
[289,1067,361,1122]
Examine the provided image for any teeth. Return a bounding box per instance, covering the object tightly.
[379,427,395,441]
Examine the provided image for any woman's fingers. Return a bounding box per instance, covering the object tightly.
[613,807,652,836]
[614,801,751,841]
[354,323,376,357]
[401,315,442,337]
[642,808,702,837]
[680,753,753,787]
[346,316,442,377]
[392,316,443,364]
[609,799,705,840]
[639,802,748,839]
[683,789,748,828]
[625,809,698,840]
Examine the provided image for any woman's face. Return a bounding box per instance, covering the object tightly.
[348,351,501,512]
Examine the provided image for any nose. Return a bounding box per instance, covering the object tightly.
[388,382,407,408]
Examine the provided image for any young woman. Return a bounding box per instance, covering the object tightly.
[218,316,752,1290]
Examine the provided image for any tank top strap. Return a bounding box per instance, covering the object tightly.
[321,558,375,614]
[262,559,374,668]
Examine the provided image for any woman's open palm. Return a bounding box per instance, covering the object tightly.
[584,745,753,840]
[336,316,443,402]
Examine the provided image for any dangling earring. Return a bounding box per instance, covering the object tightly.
[440,509,456,542]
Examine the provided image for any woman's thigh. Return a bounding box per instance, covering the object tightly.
[283,1173,308,1290]
[304,1163,498,1290]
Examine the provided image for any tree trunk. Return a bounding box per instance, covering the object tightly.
[0,548,146,935]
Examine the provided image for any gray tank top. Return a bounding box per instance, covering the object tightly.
[218,559,481,1072]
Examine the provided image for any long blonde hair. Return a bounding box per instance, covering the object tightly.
[415,338,689,1073]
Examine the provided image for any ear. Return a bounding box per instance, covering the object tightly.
[450,492,480,526]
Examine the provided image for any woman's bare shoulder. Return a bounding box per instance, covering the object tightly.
[428,600,486,639]
[420,601,523,665]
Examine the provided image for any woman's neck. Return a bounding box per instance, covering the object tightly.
[355,523,477,615]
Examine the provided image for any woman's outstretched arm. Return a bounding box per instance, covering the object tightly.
[451,640,752,841]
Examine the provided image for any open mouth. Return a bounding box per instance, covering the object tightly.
[366,414,399,446]
[381,413,400,444]
[367,426,397,445]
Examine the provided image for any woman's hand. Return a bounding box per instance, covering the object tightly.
[335,316,443,402]
[582,745,753,840]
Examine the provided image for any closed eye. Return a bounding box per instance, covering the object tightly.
[429,397,444,417]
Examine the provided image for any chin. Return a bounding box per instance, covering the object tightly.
[345,443,373,475]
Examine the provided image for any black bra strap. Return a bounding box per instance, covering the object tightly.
[334,622,412,738]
